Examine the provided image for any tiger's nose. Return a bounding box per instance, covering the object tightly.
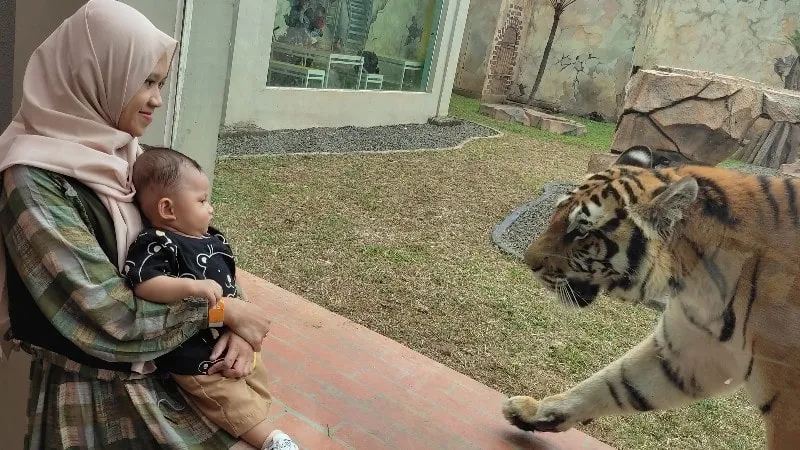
[523,244,542,270]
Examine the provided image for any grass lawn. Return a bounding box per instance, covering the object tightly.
[212,94,764,449]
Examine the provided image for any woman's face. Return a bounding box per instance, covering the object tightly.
[118,52,171,137]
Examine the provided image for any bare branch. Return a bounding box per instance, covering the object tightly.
[562,0,579,9]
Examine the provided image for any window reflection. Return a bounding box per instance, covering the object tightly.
[267,0,439,91]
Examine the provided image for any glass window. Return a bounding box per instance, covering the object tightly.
[267,0,441,92]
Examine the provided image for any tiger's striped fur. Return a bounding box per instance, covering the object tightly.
[502,147,800,448]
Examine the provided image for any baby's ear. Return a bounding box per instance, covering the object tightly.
[156,197,176,221]
[627,177,698,239]
[614,146,654,169]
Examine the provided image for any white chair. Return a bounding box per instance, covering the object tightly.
[399,60,424,90]
[268,61,326,88]
[360,72,384,90]
[325,54,364,88]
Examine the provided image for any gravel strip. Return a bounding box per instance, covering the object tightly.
[217,120,500,156]
[492,182,576,259]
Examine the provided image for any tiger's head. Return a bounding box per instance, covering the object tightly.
[524,146,700,308]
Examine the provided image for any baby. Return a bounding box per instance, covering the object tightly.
[123,147,297,450]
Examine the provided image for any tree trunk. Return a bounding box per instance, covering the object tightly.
[737,57,800,168]
[526,11,561,106]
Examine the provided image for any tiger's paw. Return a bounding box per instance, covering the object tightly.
[502,395,575,433]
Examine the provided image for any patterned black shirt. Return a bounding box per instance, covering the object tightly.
[124,226,237,375]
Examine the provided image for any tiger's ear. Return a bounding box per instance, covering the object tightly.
[614,146,654,169]
[628,177,698,238]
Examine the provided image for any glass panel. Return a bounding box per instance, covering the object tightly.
[267,0,442,91]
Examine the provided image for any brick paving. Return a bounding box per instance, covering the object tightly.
[241,270,614,450]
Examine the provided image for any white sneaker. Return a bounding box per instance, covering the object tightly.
[264,430,299,450]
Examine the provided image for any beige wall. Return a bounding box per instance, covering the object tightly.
[11,0,87,113]
[0,0,15,130]
[634,0,800,88]
[224,0,471,130]
[459,0,800,120]
[453,0,502,96]
[511,0,646,120]
[170,0,236,182]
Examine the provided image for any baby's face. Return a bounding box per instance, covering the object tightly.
[169,167,214,236]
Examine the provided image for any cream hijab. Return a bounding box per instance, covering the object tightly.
[0,0,177,361]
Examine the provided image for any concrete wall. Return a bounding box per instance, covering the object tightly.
[0,0,15,130]
[479,0,532,103]
[11,0,87,114]
[633,0,800,88]
[170,0,237,182]
[453,0,501,96]
[458,0,800,120]
[224,0,471,130]
[510,0,646,120]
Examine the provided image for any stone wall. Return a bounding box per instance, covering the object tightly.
[455,0,800,121]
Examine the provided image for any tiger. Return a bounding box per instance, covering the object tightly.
[502,145,800,449]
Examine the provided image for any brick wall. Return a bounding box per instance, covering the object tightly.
[481,0,527,101]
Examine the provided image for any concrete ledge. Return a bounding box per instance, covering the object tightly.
[241,269,614,449]
[479,103,587,136]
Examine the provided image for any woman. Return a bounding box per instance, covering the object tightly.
[0,1,272,447]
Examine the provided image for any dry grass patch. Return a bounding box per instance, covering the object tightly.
[212,101,764,449]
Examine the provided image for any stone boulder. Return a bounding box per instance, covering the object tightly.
[587,153,619,173]
[539,116,586,136]
[781,160,800,178]
[479,103,531,126]
[611,66,800,165]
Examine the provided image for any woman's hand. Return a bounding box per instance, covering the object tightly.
[207,330,255,378]
[223,297,271,351]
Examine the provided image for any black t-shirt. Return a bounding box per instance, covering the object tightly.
[123,226,237,375]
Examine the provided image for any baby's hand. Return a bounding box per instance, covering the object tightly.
[189,279,223,307]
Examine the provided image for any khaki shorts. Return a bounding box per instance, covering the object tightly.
[171,352,272,437]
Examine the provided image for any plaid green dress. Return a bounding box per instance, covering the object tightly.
[1,166,247,449]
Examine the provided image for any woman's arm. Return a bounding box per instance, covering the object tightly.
[0,166,209,363]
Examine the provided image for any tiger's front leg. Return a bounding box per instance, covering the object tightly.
[503,328,744,433]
